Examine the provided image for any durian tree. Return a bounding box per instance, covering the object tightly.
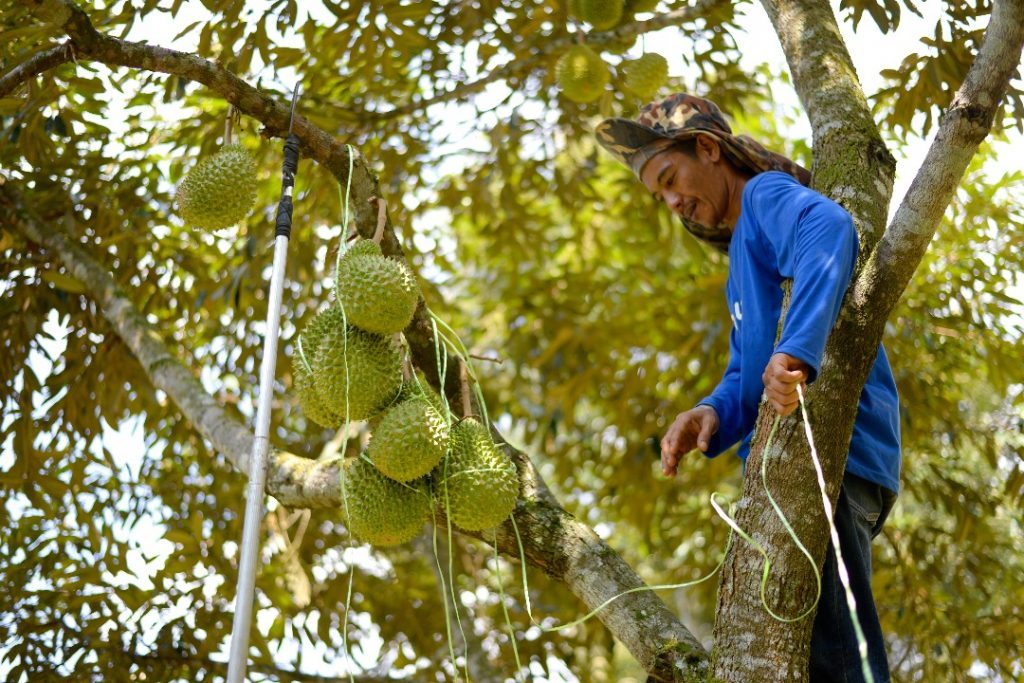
[2,0,1024,681]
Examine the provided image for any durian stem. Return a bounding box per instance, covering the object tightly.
[398,334,413,382]
[371,196,387,244]
[224,104,234,145]
[469,353,501,364]
[459,361,472,418]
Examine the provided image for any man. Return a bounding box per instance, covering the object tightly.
[595,94,901,682]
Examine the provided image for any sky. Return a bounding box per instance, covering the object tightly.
[3,1,1022,681]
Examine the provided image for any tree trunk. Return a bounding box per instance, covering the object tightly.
[710,1,1024,679]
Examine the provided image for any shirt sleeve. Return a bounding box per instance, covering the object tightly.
[750,174,859,382]
[696,325,750,458]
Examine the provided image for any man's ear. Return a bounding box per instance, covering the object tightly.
[695,133,722,162]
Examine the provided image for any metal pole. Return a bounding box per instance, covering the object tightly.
[226,83,301,683]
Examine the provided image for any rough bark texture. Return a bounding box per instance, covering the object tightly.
[0,43,72,97]
[759,0,896,255]
[710,1,1024,680]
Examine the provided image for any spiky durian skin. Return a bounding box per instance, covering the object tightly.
[175,143,258,231]
[335,249,419,335]
[299,307,343,365]
[398,370,449,417]
[434,418,519,531]
[312,318,403,421]
[341,457,430,546]
[368,398,449,482]
[343,239,383,260]
[622,53,669,100]
[580,0,623,30]
[293,308,345,428]
[293,358,342,428]
[556,45,610,104]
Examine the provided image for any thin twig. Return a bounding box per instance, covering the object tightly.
[459,361,472,418]
[372,197,387,244]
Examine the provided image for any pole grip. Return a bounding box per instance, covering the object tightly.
[275,133,301,238]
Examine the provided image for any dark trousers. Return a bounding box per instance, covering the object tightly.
[809,472,897,683]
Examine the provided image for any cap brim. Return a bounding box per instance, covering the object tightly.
[596,118,731,177]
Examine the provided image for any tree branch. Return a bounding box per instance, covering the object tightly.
[758,0,896,253]
[0,43,72,97]
[861,0,1024,315]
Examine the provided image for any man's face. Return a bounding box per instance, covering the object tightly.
[638,138,733,232]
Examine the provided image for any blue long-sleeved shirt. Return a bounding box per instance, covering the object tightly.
[697,172,901,494]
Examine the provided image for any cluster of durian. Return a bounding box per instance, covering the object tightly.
[294,239,519,547]
[556,0,669,103]
[175,143,259,231]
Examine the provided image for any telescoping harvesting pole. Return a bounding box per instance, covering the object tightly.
[226,83,302,683]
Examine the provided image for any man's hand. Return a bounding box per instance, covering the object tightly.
[660,405,719,477]
[762,352,811,416]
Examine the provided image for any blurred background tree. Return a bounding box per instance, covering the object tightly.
[1,0,1022,680]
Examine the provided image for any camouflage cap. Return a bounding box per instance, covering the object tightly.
[595,93,811,185]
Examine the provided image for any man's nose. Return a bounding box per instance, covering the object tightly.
[663,191,684,216]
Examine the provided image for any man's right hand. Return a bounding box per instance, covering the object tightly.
[660,405,720,477]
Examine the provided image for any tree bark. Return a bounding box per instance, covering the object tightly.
[0,43,72,97]
[710,1,1024,680]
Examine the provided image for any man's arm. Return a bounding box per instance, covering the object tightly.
[755,175,859,414]
[696,324,748,456]
[661,325,749,476]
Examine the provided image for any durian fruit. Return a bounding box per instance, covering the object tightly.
[397,369,449,418]
[340,457,430,546]
[342,238,383,260]
[368,397,449,482]
[435,418,519,531]
[293,356,342,428]
[312,315,403,421]
[622,53,669,100]
[335,239,419,335]
[556,45,611,104]
[299,306,343,362]
[293,308,344,428]
[567,0,584,20]
[175,143,257,231]
[579,0,624,30]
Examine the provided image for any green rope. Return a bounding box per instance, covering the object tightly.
[503,386,875,682]
[754,414,822,622]
[509,499,735,634]
[431,317,471,682]
[296,335,312,374]
[796,384,874,683]
[336,144,355,683]
[493,538,523,678]
[430,506,461,678]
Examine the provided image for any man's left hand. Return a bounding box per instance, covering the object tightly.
[762,352,811,416]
